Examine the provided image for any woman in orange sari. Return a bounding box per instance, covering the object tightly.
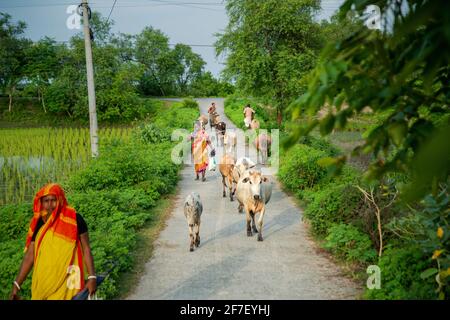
[189,120,215,182]
[9,183,96,300]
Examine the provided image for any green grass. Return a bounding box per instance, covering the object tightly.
[224,95,273,129]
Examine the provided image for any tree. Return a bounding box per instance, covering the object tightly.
[45,12,144,121]
[319,9,363,44]
[190,71,235,97]
[216,0,323,126]
[24,37,60,113]
[171,44,205,95]
[135,27,176,96]
[0,12,30,112]
[287,0,450,201]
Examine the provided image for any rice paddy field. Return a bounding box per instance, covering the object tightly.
[0,127,132,205]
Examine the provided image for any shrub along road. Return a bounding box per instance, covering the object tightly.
[126,98,360,299]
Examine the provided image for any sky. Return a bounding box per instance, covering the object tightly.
[0,0,344,77]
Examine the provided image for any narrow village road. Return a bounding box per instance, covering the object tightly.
[127,98,361,299]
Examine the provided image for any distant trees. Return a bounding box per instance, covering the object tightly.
[0,13,31,112]
[0,11,234,121]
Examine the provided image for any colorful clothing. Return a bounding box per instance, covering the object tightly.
[192,129,210,173]
[25,183,85,300]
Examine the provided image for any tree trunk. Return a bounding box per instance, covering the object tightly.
[41,93,47,113]
[277,107,282,127]
[39,89,47,113]
[9,93,12,112]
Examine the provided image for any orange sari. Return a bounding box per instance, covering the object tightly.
[192,129,210,173]
[25,183,85,300]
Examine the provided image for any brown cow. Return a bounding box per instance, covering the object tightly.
[250,119,260,130]
[209,111,219,129]
[254,133,272,165]
[218,153,236,201]
[198,114,208,128]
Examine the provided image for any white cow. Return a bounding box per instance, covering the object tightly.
[231,157,256,198]
[183,192,203,251]
[223,131,237,154]
[235,170,273,241]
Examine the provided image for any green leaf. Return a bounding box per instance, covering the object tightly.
[317,157,338,167]
[320,114,335,136]
[387,121,408,146]
[420,268,438,279]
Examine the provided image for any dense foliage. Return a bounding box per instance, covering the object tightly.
[0,100,198,299]
[0,11,233,123]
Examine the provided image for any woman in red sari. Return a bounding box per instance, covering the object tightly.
[189,120,215,182]
[10,183,96,300]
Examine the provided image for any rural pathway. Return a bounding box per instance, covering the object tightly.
[126,98,361,299]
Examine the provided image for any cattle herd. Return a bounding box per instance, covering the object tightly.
[184,113,274,251]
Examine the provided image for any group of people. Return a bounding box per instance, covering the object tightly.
[189,102,256,183]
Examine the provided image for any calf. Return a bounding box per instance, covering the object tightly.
[254,133,272,165]
[184,192,203,251]
[218,154,236,201]
[236,170,273,241]
[223,131,237,154]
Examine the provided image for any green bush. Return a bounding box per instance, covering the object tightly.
[0,203,32,242]
[324,223,377,263]
[153,103,199,130]
[364,244,438,299]
[68,141,178,192]
[0,239,32,299]
[136,123,170,144]
[181,97,199,110]
[298,135,341,156]
[304,183,363,235]
[278,144,328,196]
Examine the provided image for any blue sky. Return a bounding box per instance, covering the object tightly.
[0,0,343,77]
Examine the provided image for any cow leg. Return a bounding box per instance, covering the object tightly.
[257,207,265,241]
[228,175,234,201]
[189,225,195,251]
[250,212,258,233]
[245,210,253,237]
[195,222,201,247]
[222,175,226,197]
[237,201,244,213]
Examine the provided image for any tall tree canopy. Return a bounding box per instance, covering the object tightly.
[288,0,450,201]
[216,0,323,125]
